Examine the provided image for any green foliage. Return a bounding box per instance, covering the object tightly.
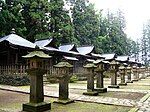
[20,0,51,42]
[72,0,100,46]
[0,0,24,36]
[0,0,138,56]
[99,10,130,55]
[0,75,30,86]
[140,21,150,66]
[69,75,78,83]
[49,0,77,45]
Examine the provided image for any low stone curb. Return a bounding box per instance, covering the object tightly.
[75,99,133,107]
[139,93,150,102]
[128,108,139,112]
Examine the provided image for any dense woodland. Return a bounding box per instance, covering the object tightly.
[0,0,147,63]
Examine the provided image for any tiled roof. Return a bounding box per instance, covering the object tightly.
[101,53,116,60]
[0,34,36,48]
[77,46,95,55]
[116,56,129,62]
[59,44,78,52]
[63,56,78,61]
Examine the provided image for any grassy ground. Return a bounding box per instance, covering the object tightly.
[0,90,131,112]
[51,102,130,112]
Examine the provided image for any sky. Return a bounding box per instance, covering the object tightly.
[89,0,150,41]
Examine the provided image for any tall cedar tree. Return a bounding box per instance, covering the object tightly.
[72,0,99,47]
[0,0,24,36]
[49,0,76,45]
[98,10,128,55]
[20,0,51,42]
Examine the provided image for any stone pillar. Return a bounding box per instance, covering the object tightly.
[119,66,127,86]
[108,60,119,88]
[22,51,51,112]
[95,72,107,93]
[54,61,74,104]
[108,71,119,88]
[87,71,94,92]
[96,72,103,88]
[111,72,118,85]
[132,66,139,81]
[140,66,146,79]
[30,70,44,103]
[126,67,133,83]
[59,76,69,101]
[83,63,98,96]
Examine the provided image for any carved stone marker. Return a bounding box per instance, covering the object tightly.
[83,63,98,96]
[22,51,51,112]
[54,61,74,104]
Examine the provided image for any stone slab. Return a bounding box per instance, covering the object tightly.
[53,99,74,105]
[108,85,119,88]
[23,102,51,112]
[94,88,107,93]
[126,80,133,83]
[132,79,139,81]
[118,83,127,86]
[83,91,98,96]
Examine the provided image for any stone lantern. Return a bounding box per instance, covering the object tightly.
[126,66,133,83]
[118,64,127,86]
[108,60,120,88]
[94,60,109,93]
[22,51,51,112]
[83,63,98,96]
[54,61,74,104]
[132,65,139,81]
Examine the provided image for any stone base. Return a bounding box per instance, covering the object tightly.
[140,77,145,79]
[53,99,74,105]
[94,88,107,93]
[126,80,133,83]
[23,102,51,112]
[108,85,119,88]
[83,91,98,96]
[132,79,139,81]
[118,83,127,86]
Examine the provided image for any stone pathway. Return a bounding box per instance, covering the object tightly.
[0,76,150,112]
[137,94,150,112]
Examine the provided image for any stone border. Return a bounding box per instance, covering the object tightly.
[128,93,150,112]
[128,108,139,112]
[75,99,133,107]
[139,93,150,102]
[0,88,58,99]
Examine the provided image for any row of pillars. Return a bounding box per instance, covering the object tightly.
[21,51,150,112]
